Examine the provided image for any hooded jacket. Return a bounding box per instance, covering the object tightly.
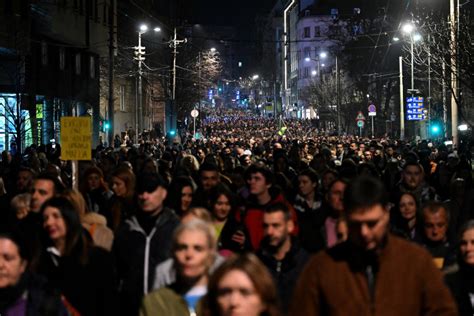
[113,207,180,316]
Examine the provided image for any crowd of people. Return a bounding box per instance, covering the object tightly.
[0,110,473,316]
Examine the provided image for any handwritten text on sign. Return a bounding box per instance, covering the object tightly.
[60,117,92,160]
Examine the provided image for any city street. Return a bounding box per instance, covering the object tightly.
[0,1,473,315]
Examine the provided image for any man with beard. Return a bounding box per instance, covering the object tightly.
[258,202,309,314]
[290,176,457,316]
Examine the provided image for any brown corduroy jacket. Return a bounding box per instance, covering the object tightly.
[290,234,458,316]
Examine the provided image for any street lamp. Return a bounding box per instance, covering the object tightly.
[304,52,327,80]
[252,74,259,80]
[135,24,161,142]
[402,22,416,91]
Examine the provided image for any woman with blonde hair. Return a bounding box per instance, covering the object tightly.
[108,166,136,230]
[10,193,31,220]
[62,188,113,251]
[141,219,218,315]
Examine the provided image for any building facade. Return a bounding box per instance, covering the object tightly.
[0,0,113,151]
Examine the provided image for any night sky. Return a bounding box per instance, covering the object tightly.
[192,0,275,27]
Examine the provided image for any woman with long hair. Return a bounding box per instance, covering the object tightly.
[108,167,136,230]
[37,197,117,315]
[62,188,114,251]
[390,192,421,241]
[208,183,250,254]
[165,176,195,217]
[203,253,281,316]
[141,219,217,315]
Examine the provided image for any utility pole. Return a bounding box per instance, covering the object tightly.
[107,0,115,146]
[198,51,202,129]
[399,56,405,140]
[427,34,431,138]
[442,60,448,138]
[134,31,146,143]
[336,55,341,135]
[169,27,186,134]
[450,0,459,147]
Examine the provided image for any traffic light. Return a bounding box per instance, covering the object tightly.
[168,130,176,137]
[104,121,110,131]
[430,123,441,137]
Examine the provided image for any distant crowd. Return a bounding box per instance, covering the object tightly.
[0,109,473,315]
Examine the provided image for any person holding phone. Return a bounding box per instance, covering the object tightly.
[208,183,251,254]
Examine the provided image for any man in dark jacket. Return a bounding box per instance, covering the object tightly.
[418,201,457,269]
[258,202,309,314]
[113,172,180,316]
[290,176,457,316]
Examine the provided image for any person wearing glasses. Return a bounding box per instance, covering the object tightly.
[290,176,457,316]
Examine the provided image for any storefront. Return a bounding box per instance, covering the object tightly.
[0,94,33,153]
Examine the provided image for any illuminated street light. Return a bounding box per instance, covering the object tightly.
[311,70,317,76]
[305,57,310,62]
[413,34,422,42]
[319,52,327,58]
[153,27,161,32]
[402,23,414,34]
[210,47,216,52]
[393,36,400,42]
[458,124,468,131]
[140,24,148,32]
[252,74,259,80]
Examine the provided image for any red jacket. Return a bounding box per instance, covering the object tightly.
[239,191,299,250]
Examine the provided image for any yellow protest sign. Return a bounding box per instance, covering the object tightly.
[60,117,92,160]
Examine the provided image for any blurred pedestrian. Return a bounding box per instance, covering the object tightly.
[204,253,281,316]
[290,176,457,316]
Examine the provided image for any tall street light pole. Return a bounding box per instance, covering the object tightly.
[450,0,459,147]
[169,27,186,135]
[335,55,341,135]
[134,24,160,142]
[399,56,405,140]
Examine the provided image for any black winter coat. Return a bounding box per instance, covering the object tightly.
[258,239,310,314]
[37,243,118,316]
[113,207,180,316]
[445,264,474,316]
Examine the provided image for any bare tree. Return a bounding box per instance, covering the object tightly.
[411,9,474,126]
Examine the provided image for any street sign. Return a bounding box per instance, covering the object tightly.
[368,104,376,116]
[406,96,425,121]
[60,117,92,161]
[191,109,199,118]
[357,120,365,128]
[356,111,365,121]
